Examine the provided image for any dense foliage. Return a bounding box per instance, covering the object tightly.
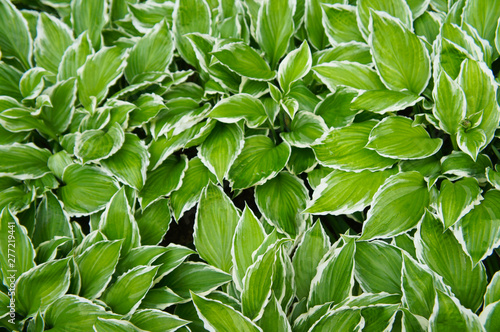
[1,0,500,331]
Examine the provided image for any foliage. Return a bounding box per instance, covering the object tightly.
[0,0,500,331]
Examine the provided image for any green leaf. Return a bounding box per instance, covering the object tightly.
[306,168,396,215]
[125,20,174,84]
[75,240,122,299]
[208,93,268,128]
[34,12,73,74]
[199,122,243,184]
[228,135,291,189]
[16,258,71,317]
[309,307,362,332]
[370,10,431,95]
[194,182,240,272]
[278,41,312,92]
[287,147,317,175]
[99,187,140,255]
[351,90,423,114]
[462,0,500,57]
[354,240,402,295]
[322,4,364,45]
[0,208,35,285]
[212,42,275,81]
[0,61,23,100]
[160,262,232,299]
[313,121,396,171]
[45,295,118,332]
[441,151,492,183]
[486,167,500,190]
[479,301,500,332]
[292,222,330,301]
[0,143,51,180]
[77,46,128,111]
[153,244,195,282]
[128,1,174,32]
[192,293,262,332]
[457,189,500,265]
[93,318,143,332]
[429,291,485,332]
[366,116,443,160]
[314,88,358,128]
[58,164,119,216]
[308,237,356,308]
[0,0,32,69]
[101,265,159,315]
[416,211,487,311]
[57,32,92,82]
[255,172,308,237]
[356,0,412,39]
[139,154,188,209]
[20,67,50,100]
[71,0,107,49]
[432,70,466,135]
[40,78,77,135]
[33,192,72,247]
[436,177,482,229]
[75,123,125,163]
[256,295,292,332]
[281,111,328,148]
[257,0,295,68]
[317,41,372,65]
[231,205,266,291]
[406,0,431,18]
[313,61,386,91]
[484,271,500,307]
[130,309,189,332]
[360,171,429,240]
[173,0,211,67]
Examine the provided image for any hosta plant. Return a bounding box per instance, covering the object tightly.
[1,0,500,331]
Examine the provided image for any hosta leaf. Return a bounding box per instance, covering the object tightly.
[194,182,239,272]
[129,93,165,128]
[0,143,51,180]
[416,211,487,311]
[278,41,312,92]
[199,122,243,184]
[309,307,362,332]
[360,171,429,240]
[312,121,396,172]
[0,209,35,286]
[75,123,125,163]
[160,262,232,299]
[317,41,372,65]
[354,240,402,295]
[306,168,396,215]
[441,151,492,183]
[44,295,118,332]
[32,192,72,247]
[93,318,142,332]
[457,190,500,265]
[281,111,328,148]
[313,61,386,91]
[71,0,107,49]
[170,158,215,221]
[130,309,189,332]
[406,0,431,18]
[0,62,22,100]
[308,237,355,308]
[173,0,211,67]
[256,295,291,332]
[139,155,188,209]
[370,10,431,95]
[101,133,149,191]
[351,90,423,114]
[212,42,275,81]
[114,246,168,278]
[486,167,500,190]
[99,187,141,255]
[40,78,77,135]
[479,301,500,332]
[20,67,49,100]
[77,46,128,111]
[458,59,499,149]
[366,116,443,160]
[436,177,482,229]
[140,287,184,309]
[101,265,159,316]
[484,271,500,307]
[257,0,295,68]
[16,258,71,317]
[356,0,412,39]
[34,12,73,74]
[432,70,466,135]
[58,164,119,216]
[57,32,92,82]
[255,172,308,237]
[0,0,32,69]
[313,88,358,129]
[429,291,484,332]
[462,0,500,56]
[228,136,291,190]
[125,20,174,84]
[232,206,266,291]
[75,240,121,299]
[128,1,175,32]
[457,127,487,161]
[153,244,195,282]
[208,93,267,128]
[322,4,364,45]
[192,293,262,332]
[287,147,317,175]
